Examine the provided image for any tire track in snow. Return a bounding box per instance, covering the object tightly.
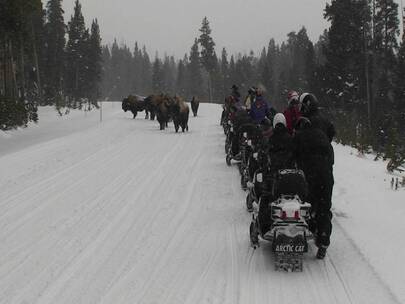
[116,130,208,304]
[35,133,187,304]
[0,129,166,303]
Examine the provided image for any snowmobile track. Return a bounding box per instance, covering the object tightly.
[0,104,402,304]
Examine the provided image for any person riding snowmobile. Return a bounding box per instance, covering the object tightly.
[283,90,302,135]
[230,108,253,159]
[249,87,271,124]
[257,113,295,235]
[244,86,257,112]
[293,116,334,259]
[300,93,335,142]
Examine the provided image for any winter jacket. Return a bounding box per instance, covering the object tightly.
[244,93,255,111]
[267,125,295,174]
[283,105,301,134]
[250,95,269,124]
[304,100,335,142]
[293,123,334,247]
[293,125,334,174]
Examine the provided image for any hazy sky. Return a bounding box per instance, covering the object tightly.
[61,0,404,58]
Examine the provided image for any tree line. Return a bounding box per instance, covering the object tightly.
[102,1,405,161]
[1,0,404,164]
[0,0,102,129]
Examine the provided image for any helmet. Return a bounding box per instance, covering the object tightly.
[248,86,256,94]
[273,113,287,128]
[287,90,299,105]
[296,116,311,130]
[299,92,318,105]
[231,84,239,90]
[299,93,318,114]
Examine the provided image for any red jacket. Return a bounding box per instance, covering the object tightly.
[283,106,301,134]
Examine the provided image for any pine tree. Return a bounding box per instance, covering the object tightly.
[198,17,217,101]
[162,55,176,94]
[100,45,112,99]
[152,55,164,93]
[228,55,237,90]
[140,46,152,95]
[188,39,204,98]
[297,27,316,92]
[43,0,65,106]
[198,17,216,73]
[0,0,42,128]
[65,0,87,107]
[220,47,230,100]
[395,35,405,115]
[85,19,102,106]
[323,0,371,107]
[132,42,142,93]
[372,0,400,112]
[176,58,187,97]
[266,39,278,101]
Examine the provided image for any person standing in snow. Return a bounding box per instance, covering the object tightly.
[293,116,334,259]
[283,90,302,135]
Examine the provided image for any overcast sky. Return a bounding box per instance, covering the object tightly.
[62,0,404,58]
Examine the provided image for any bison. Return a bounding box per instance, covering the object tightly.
[122,95,147,119]
[190,96,200,117]
[146,94,172,130]
[144,95,157,120]
[169,96,189,133]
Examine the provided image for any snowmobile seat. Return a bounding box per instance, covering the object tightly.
[272,169,308,200]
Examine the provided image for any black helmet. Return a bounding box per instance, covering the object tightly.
[231,84,239,90]
[299,93,318,115]
[296,116,311,130]
[248,86,256,94]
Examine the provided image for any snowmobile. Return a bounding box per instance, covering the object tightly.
[249,169,313,272]
[245,149,270,212]
[225,121,241,166]
[245,126,272,211]
[238,123,270,190]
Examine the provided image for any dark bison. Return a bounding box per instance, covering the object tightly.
[190,96,199,117]
[144,95,157,120]
[170,96,189,132]
[122,95,147,119]
[146,94,172,130]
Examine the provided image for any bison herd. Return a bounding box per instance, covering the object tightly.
[122,94,200,132]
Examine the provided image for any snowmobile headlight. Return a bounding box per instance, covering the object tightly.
[256,173,263,183]
[253,152,258,159]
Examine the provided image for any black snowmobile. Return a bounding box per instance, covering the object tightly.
[249,169,313,272]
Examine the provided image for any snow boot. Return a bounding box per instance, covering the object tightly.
[246,193,253,212]
[249,218,259,249]
[316,245,328,259]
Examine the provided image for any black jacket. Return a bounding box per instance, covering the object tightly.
[304,101,336,143]
[267,125,295,174]
[294,125,334,175]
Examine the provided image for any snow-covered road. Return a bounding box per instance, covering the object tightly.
[0,103,402,304]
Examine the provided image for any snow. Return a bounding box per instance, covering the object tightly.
[332,144,405,303]
[0,103,404,304]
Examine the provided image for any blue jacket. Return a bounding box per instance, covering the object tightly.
[250,95,269,124]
